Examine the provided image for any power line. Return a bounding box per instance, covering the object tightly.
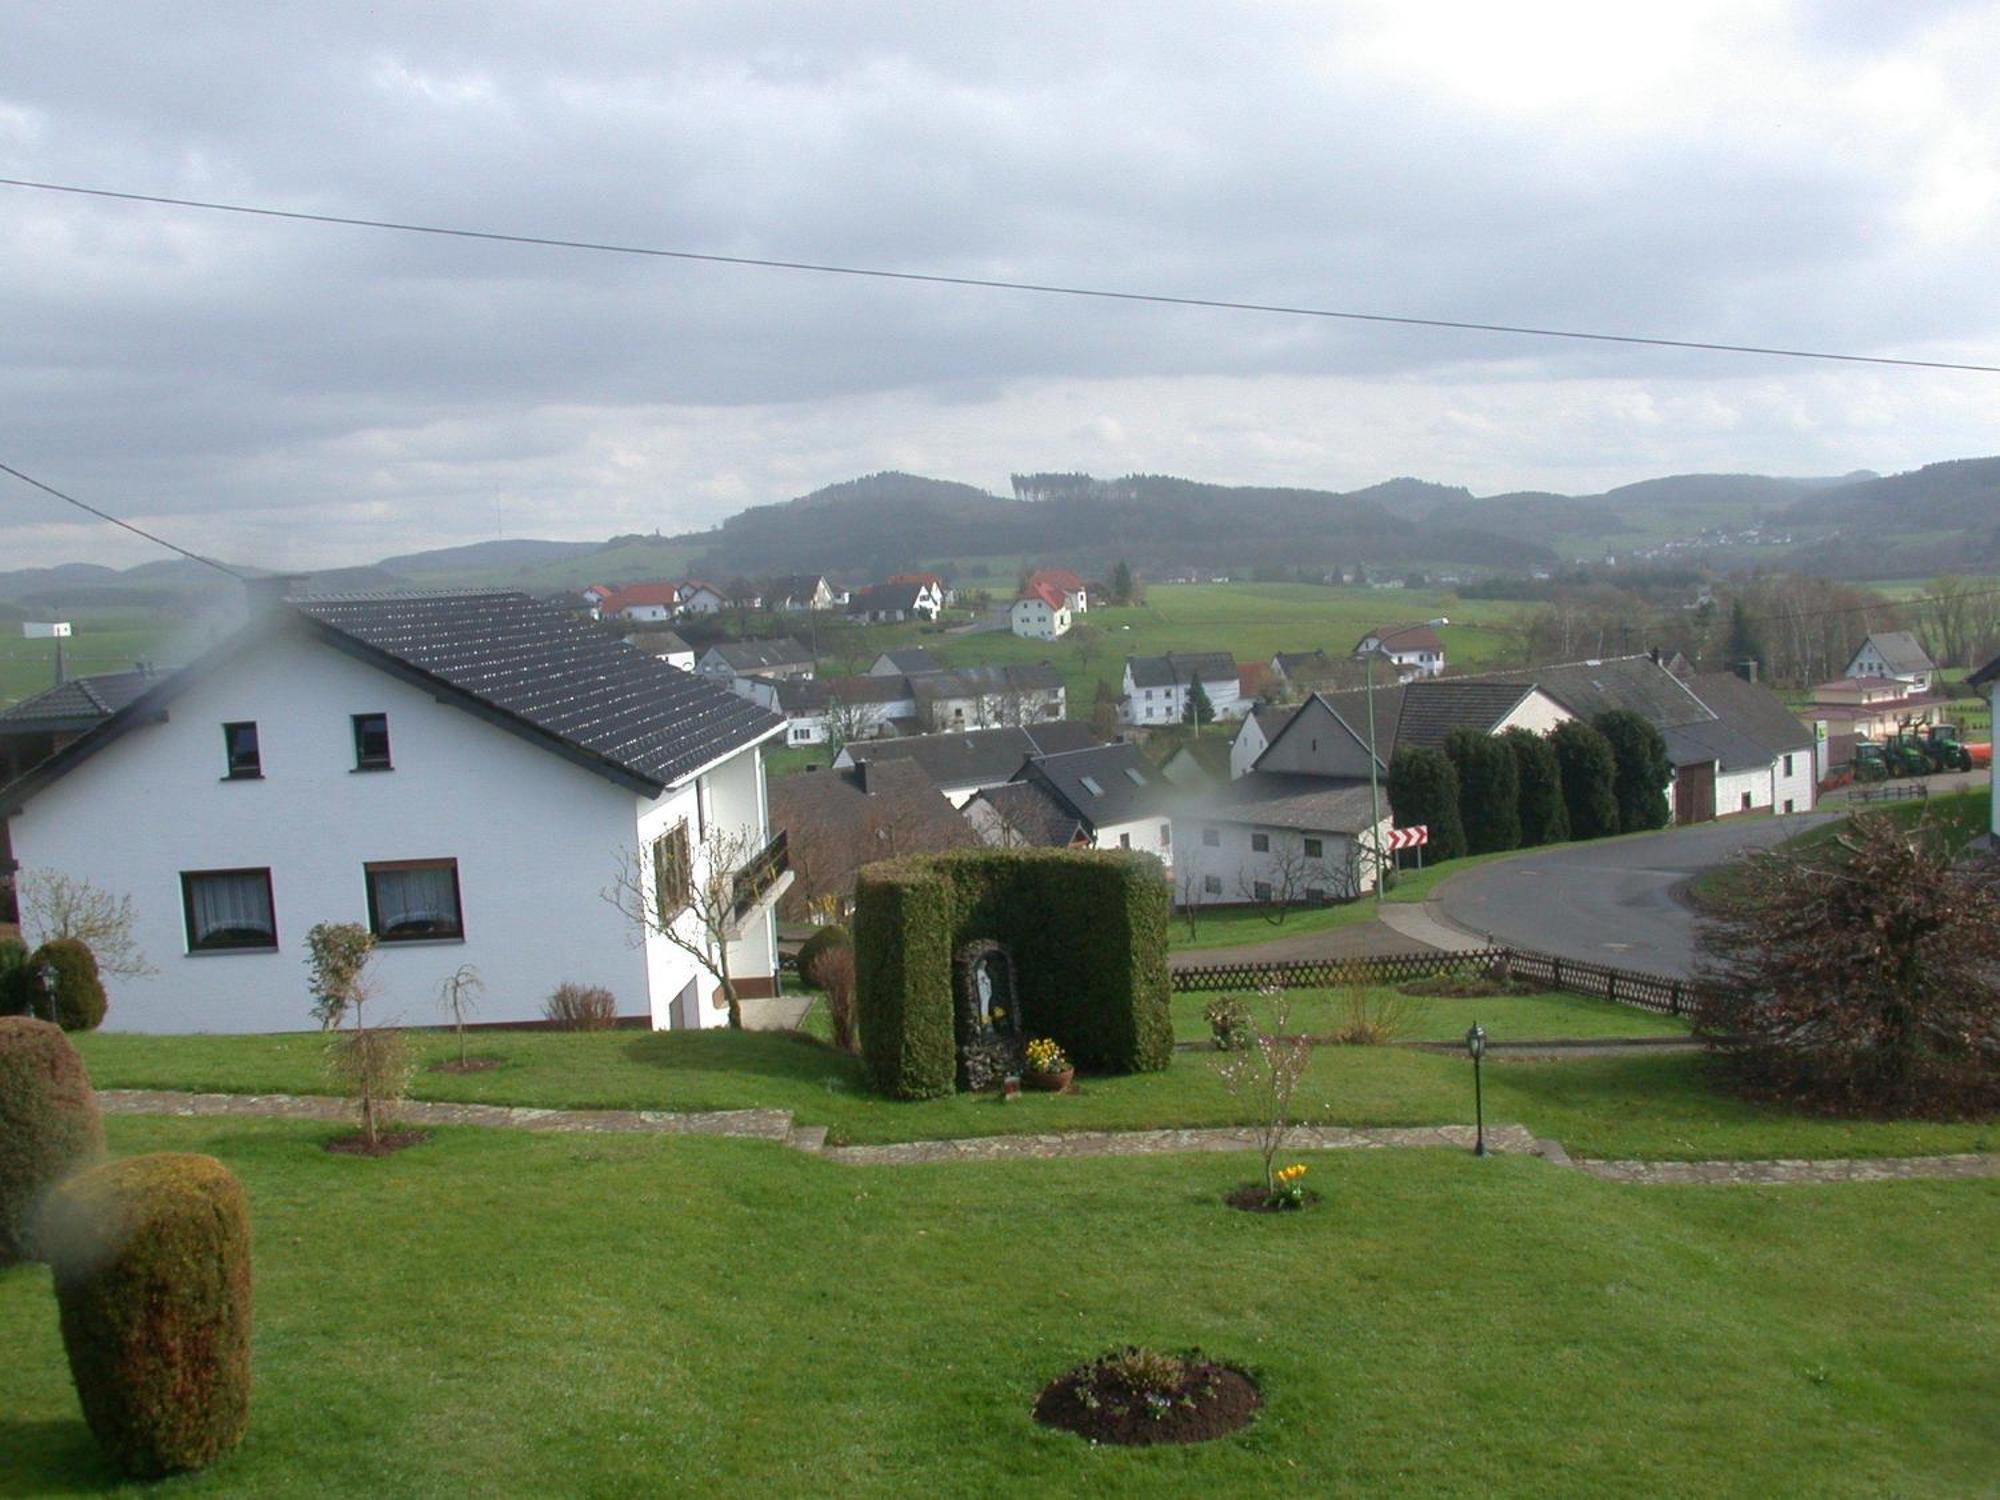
[0,461,243,579]
[4,176,1997,376]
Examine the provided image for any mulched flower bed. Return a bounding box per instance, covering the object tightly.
[1223,1183,1321,1213]
[1399,973,1541,998]
[1032,1347,1260,1446]
[428,1058,503,1074]
[323,1129,431,1158]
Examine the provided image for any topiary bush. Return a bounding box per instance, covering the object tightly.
[1552,720,1620,840]
[40,1153,253,1479]
[0,1016,105,1263]
[1501,727,1570,847]
[794,924,851,986]
[1444,728,1521,856]
[854,848,1172,1099]
[1386,746,1467,862]
[29,937,108,1031]
[1593,709,1672,833]
[0,935,32,1016]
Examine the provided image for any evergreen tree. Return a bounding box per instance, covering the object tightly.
[1386,747,1467,862]
[1592,709,1673,832]
[1551,720,1619,840]
[1183,678,1216,729]
[1500,728,1569,847]
[1110,559,1135,606]
[1443,729,1520,856]
[1725,597,1762,677]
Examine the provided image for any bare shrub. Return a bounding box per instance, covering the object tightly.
[436,965,484,1065]
[1213,989,1314,1192]
[326,1027,414,1149]
[543,983,619,1032]
[1331,988,1419,1046]
[18,871,154,980]
[809,946,858,1053]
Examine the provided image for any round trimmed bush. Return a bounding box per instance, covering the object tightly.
[0,1016,105,1263]
[0,936,32,1016]
[795,924,850,985]
[41,1154,253,1478]
[30,938,108,1031]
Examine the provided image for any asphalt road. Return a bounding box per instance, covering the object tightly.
[1430,812,1839,977]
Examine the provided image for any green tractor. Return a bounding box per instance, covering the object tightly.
[1852,740,1890,783]
[1922,723,1973,773]
[1884,732,1933,778]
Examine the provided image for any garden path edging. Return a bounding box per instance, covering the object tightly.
[94,1090,2000,1185]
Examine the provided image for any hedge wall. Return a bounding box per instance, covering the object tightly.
[0,1016,105,1263]
[854,847,1173,1099]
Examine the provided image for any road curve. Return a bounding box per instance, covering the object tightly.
[1429,813,1838,977]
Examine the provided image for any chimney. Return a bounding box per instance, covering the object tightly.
[1648,646,1661,666]
[854,758,873,795]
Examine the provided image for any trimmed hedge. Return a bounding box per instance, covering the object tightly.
[1444,727,1520,856]
[29,938,108,1032]
[1386,746,1467,862]
[0,1016,105,1263]
[854,848,1172,1099]
[40,1153,253,1479]
[1593,709,1673,833]
[795,924,851,984]
[1552,719,1620,841]
[1501,727,1569,847]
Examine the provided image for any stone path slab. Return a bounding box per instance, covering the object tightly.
[96,1089,1999,1186]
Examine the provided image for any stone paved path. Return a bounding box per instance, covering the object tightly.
[97,1089,1999,1186]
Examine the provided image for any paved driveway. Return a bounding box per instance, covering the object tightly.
[1429,813,1838,976]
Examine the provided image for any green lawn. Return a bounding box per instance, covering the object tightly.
[72,1012,1994,1162]
[0,613,184,708]
[1,1116,1993,1497]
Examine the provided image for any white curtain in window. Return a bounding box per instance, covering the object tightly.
[373,866,459,933]
[190,872,273,942]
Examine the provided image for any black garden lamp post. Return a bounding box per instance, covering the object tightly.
[1464,1022,1488,1157]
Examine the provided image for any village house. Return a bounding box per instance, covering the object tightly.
[0,586,790,1033]
[587,581,680,623]
[912,663,1067,731]
[1024,568,1089,614]
[0,668,163,786]
[762,574,840,613]
[1352,623,1446,682]
[832,721,1104,807]
[741,674,917,747]
[1121,652,1245,726]
[886,571,955,606]
[966,742,1174,861]
[675,580,727,616]
[1010,582,1072,640]
[848,579,942,623]
[621,629,697,673]
[697,637,816,686]
[868,647,945,677]
[1844,631,1937,693]
[767,757,975,920]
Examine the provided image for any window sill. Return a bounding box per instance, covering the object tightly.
[372,935,467,947]
[350,764,395,774]
[186,944,279,957]
[221,772,264,782]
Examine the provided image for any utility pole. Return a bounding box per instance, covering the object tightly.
[1364,648,1384,903]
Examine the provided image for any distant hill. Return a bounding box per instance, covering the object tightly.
[378,538,603,575]
[1778,456,2000,531]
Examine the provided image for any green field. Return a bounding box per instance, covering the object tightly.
[0,612,188,709]
[2,1113,1993,1495]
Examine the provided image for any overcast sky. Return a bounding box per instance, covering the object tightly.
[4,1,1997,570]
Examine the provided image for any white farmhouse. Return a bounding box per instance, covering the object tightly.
[1843,631,1937,693]
[1352,624,1446,682]
[675,580,727,616]
[1010,583,1072,640]
[0,587,791,1034]
[1120,653,1244,726]
[967,742,1175,862]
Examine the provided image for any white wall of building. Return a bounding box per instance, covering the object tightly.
[1770,747,1817,815]
[1494,691,1571,737]
[1093,814,1176,864]
[7,631,660,1034]
[1169,815,1388,906]
[1715,765,1772,817]
[1011,597,1071,640]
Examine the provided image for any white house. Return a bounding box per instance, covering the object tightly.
[1121,653,1244,726]
[698,637,815,684]
[595,582,681,623]
[744,675,916,747]
[676,580,727,616]
[1844,631,1936,693]
[1353,624,1446,682]
[624,630,696,673]
[1024,569,1089,614]
[832,721,1105,808]
[913,664,1067,731]
[868,648,944,677]
[968,742,1175,862]
[1011,584,1072,640]
[0,587,791,1034]
[849,581,942,623]
[764,574,839,613]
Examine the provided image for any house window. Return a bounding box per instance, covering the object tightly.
[1740,792,1752,812]
[1253,880,1273,901]
[1303,837,1324,859]
[1782,754,1794,776]
[1159,824,1170,848]
[364,859,464,942]
[1783,798,1795,814]
[222,721,261,779]
[352,713,392,771]
[1306,887,1327,905]
[1201,826,1220,848]
[181,868,277,953]
[1251,832,1270,852]
[1202,874,1222,896]
[1119,832,1131,848]
[651,821,693,921]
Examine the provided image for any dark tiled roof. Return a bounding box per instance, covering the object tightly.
[1461,656,1711,733]
[763,574,830,606]
[839,721,1104,787]
[1662,719,1778,773]
[1392,680,1536,751]
[0,669,161,728]
[1166,734,1234,781]
[849,582,926,614]
[296,591,781,788]
[1127,652,1237,689]
[1684,672,1814,757]
[1272,650,1330,675]
[916,662,1064,699]
[1362,624,1445,654]
[1015,742,1173,832]
[708,637,812,671]
[1970,652,2000,689]
[972,780,1087,847]
[768,759,974,905]
[1197,773,1381,833]
[771,675,914,711]
[876,648,944,675]
[1275,687,1403,766]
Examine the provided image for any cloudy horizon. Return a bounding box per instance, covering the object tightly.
[4,1,1997,571]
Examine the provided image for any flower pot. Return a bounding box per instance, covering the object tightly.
[1025,1067,1074,1093]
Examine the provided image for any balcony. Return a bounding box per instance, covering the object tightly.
[729,829,791,926]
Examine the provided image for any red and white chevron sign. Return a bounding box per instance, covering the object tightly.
[1386,825,1429,850]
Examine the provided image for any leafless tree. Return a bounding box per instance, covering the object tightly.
[605,820,770,1029]
[437,964,484,1066]
[17,870,155,979]
[1176,860,1209,938]
[823,695,882,752]
[1213,988,1314,1192]
[1236,844,1332,926]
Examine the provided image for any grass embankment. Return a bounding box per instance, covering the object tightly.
[1688,789,1988,914]
[2,1116,1994,1497]
[74,993,1993,1162]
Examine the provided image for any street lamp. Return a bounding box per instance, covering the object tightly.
[1464,1022,1488,1157]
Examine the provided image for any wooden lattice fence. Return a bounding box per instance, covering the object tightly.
[1171,946,1704,1017]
